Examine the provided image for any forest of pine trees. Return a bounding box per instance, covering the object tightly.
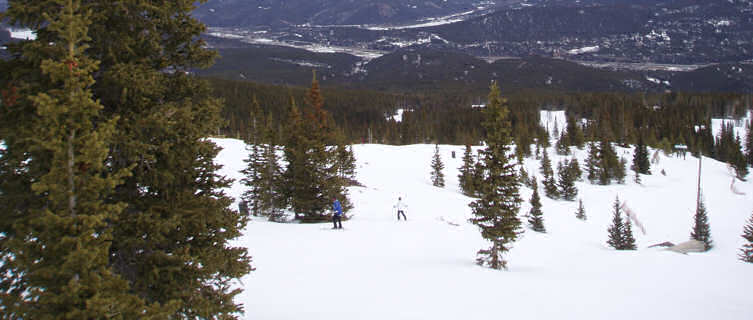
[0,0,252,317]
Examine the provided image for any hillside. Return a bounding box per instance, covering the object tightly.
[211,113,753,319]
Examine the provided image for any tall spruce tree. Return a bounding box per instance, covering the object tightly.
[632,134,651,175]
[739,211,753,263]
[569,157,583,182]
[555,131,570,155]
[607,196,626,250]
[242,114,284,221]
[431,144,446,187]
[598,139,619,185]
[616,157,628,184]
[469,82,522,270]
[528,178,546,233]
[557,160,578,201]
[745,118,753,167]
[6,0,252,315]
[540,150,559,199]
[575,199,587,220]
[691,195,713,251]
[282,75,348,222]
[622,208,637,250]
[0,2,152,317]
[459,145,476,196]
[586,141,599,184]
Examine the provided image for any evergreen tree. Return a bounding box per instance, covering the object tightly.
[0,2,150,317]
[739,211,753,263]
[575,199,587,221]
[469,82,522,270]
[540,150,559,199]
[690,195,713,251]
[616,157,628,184]
[565,112,585,149]
[586,141,600,184]
[459,145,476,196]
[622,208,637,250]
[745,118,753,167]
[632,134,651,175]
[568,157,583,181]
[431,144,446,187]
[598,139,619,185]
[555,131,570,155]
[528,178,546,233]
[607,196,626,250]
[557,160,578,201]
[282,75,348,222]
[519,166,531,188]
[241,114,285,221]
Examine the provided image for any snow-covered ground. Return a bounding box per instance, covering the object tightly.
[712,110,751,140]
[211,119,753,319]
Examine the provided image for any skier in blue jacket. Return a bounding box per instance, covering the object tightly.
[332,198,343,229]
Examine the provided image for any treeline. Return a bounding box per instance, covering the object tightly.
[210,77,751,176]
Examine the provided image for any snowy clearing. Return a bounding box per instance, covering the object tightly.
[212,130,753,319]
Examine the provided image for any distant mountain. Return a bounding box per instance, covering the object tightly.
[198,38,753,92]
[194,0,496,27]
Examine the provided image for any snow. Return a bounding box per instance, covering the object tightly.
[387,108,410,122]
[711,110,751,140]
[210,113,753,319]
[540,109,566,138]
[567,45,600,55]
[9,28,36,40]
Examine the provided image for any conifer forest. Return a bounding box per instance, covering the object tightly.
[1,0,753,319]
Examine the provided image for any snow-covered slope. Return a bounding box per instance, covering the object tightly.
[212,135,753,319]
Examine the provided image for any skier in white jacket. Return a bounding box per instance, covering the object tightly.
[394,197,407,221]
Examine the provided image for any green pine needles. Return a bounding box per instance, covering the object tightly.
[606,196,636,250]
[431,144,446,187]
[691,195,713,251]
[740,211,753,263]
[1,0,252,318]
[469,82,522,270]
[528,178,546,233]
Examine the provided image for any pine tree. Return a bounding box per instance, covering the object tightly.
[528,178,546,232]
[745,118,753,167]
[242,113,285,221]
[431,144,446,187]
[622,208,637,250]
[575,199,587,221]
[691,195,713,251]
[568,157,583,182]
[557,160,578,201]
[598,139,619,185]
[540,150,559,199]
[632,134,651,175]
[519,166,531,188]
[607,196,626,250]
[0,1,153,317]
[586,141,600,184]
[555,131,570,155]
[282,74,348,222]
[459,145,476,196]
[739,211,753,263]
[565,113,585,149]
[616,157,628,184]
[469,82,522,270]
